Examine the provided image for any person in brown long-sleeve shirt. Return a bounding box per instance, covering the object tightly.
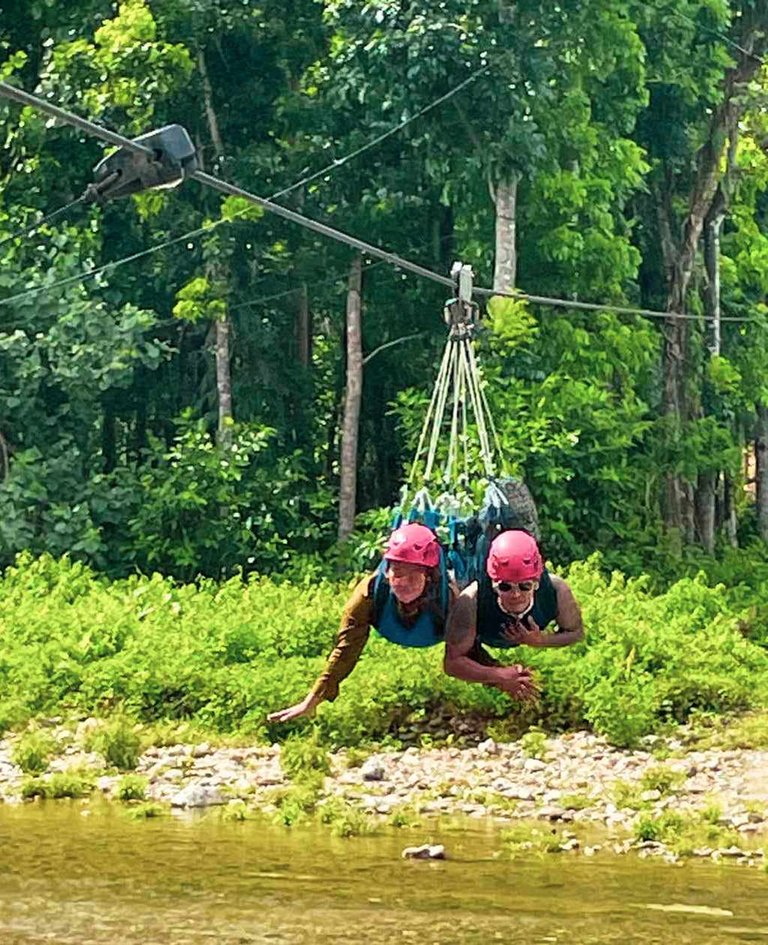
[268,522,451,723]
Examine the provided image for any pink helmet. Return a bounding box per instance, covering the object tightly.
[487,530,543,582]
[384,523,441,569]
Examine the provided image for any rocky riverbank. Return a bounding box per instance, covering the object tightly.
[1,721,767,867]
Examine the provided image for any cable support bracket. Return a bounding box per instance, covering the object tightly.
[86,124,198,203]
[443,261,479,340]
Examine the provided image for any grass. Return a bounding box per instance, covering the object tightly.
[633,810,741,856]
[123,801,168,820]
[317,797,377,838]
[387,805,422,829]
[638,764,686,795]
[270,782,324,827]
[685,710,768,751]
[83,715,142,770]
[220,800,250,822]
[115,774,148,802]
[500,823,572,858]
[342,746,373,769]
[280,731,330,781]
[21,769,96,799]
[11,729,59,775]
[560,792,594,811]
[519,728,549,760]
[463,788,519,812]
[612,780,652,811]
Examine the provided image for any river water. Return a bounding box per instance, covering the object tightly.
[0,803,765,944]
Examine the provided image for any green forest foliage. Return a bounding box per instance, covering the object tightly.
[2,1,768,577]
[1,554,767,747]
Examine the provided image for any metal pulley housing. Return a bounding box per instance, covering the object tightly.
[87,124,197,203]
[444,261,479,339]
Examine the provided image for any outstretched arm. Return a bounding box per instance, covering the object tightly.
[444,585,538,700]
[267,576,373,723]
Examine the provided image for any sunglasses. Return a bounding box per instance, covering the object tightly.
[492,580,537,593]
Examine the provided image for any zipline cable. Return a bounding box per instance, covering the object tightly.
[0,194,88,249]
[0,63,488,305]
[669,8,766,65]
[0,80,760,325]
[267,61,492,202]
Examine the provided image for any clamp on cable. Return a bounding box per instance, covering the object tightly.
[443,261,479,340]
[83,124,198,204]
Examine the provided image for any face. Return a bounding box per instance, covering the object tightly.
[492,579,538,615]
[386,561,428,604]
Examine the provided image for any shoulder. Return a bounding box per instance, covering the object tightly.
[548,573,572,600]
[548,572,565,593]
[548,574,582,627]
[345,573,377,608]
[445,581,479,647]
[447,581,478,624]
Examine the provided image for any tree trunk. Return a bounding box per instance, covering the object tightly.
[695,472,716,553]
[296,282,311,369]
[756,404,768,542]
[132,365,148,462]
[199,47,233,446]
[215,316,232,447]
[0,430,9,480]
[338,255,363,541]
[694,199,726,551]
[704,206,724,358]
[101,399,117,473]
[198,48,224,160]
[722,473,739,548]
[657,35,765,541]
[493,176,518,292]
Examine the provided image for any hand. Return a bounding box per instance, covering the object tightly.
[502,617,545,647]
[267,693,320,723]
[493,664,540,702]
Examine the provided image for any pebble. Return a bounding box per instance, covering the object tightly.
[360,760,386,782]
[402,844,446,860]
[0,725,766,869]
[169,783,224,808]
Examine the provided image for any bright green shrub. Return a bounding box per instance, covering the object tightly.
[11,729,58,774]
[116,774,148,801]
[84,715,142,770]
[21,770,95,799]
[1,553,768,749]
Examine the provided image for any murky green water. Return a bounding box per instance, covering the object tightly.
[0,803,765,944]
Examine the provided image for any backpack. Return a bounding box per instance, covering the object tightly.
[449,477,540,588]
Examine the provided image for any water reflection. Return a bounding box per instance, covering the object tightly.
[0,803,764,944]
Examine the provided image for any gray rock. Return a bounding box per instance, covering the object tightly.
[477,738,499,756]
[524,758,547,772]
[506,786,536,801]
[537,805,569,821]
[170,783,225,808]
[361,759,386,782]
[402,844,446,860]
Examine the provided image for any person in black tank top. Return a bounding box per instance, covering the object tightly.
[444,531,585,701]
